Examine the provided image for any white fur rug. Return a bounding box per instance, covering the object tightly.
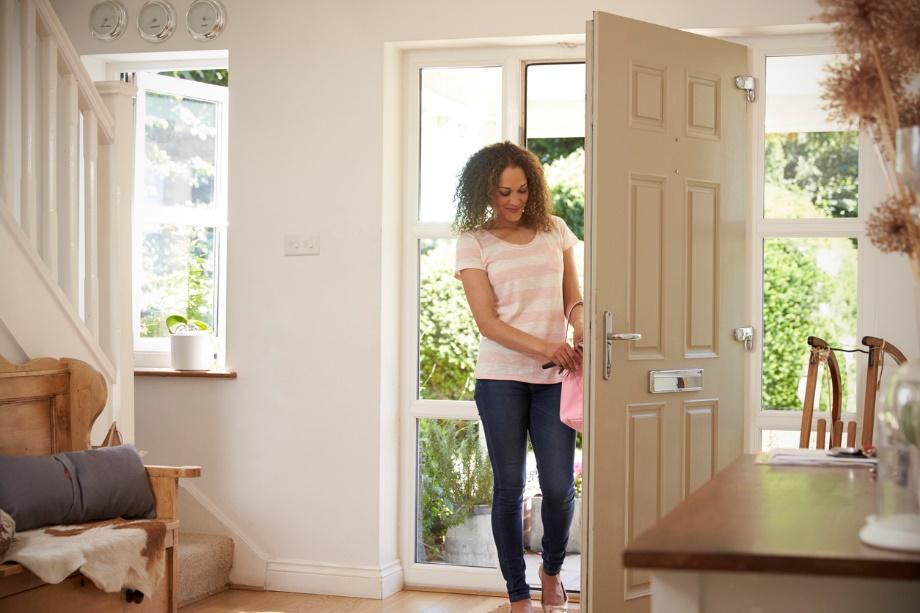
[1,518,166,596]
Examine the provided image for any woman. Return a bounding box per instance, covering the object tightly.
[454,141,583,613]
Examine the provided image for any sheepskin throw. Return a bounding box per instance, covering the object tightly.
[0,509,13,557]
[1,518,166,597]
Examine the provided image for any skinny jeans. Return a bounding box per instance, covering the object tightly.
[474,379,576,603]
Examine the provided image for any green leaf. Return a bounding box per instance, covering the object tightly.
[165,315,188,334]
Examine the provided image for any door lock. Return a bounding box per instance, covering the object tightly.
[733,326,755,352]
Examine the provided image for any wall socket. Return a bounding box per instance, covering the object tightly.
[284,234,320,256]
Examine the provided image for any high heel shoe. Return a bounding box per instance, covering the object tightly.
[539,565,568,612]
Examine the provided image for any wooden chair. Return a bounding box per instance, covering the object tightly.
[799,336,844,449]
[859,336,908,450]
[0,355,201,612]
[798,336,909,450]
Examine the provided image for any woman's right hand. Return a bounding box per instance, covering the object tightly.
[543,341,582,373]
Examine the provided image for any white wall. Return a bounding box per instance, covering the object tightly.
[51,0,829,596]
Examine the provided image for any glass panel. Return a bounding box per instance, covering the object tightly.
[138,224,217,338]
[143,91,218,209]
[761,429,817,451]
[418,239,479,400]
[418,67,502,223]
[416,418,494,566]
[761,238,857,412]
[764,55,857,219]
[526,63,586,242]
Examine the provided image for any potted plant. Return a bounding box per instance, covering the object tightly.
[166,315,214,371]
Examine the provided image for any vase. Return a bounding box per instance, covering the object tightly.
[860,357,920,552]
[896,125,920,195]
[169,332,214,371]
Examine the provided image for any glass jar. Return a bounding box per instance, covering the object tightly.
[860,361,920,551]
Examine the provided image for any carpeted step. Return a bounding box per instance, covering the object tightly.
[177,532,233,607]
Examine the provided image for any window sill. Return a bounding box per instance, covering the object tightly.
[134,368,237,379]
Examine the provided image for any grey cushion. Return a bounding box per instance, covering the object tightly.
[0,454,82,531]
[63,445,155,524]
[0,445,154,531]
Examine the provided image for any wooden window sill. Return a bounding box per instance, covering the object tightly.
[134,368,237,379]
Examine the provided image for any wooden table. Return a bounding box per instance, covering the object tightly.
[623,454,920,613]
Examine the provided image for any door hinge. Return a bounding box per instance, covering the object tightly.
[734,75,755,103]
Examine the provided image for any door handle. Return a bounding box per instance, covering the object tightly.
[604,311,641,380]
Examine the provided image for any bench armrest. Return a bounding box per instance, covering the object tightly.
[145,465,202,520]
[145,465,202,478]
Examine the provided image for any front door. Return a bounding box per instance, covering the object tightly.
[583,13,750,612]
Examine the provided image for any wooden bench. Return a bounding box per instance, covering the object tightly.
[0,355,200,612]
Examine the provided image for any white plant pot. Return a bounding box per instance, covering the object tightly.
[170,332,214,371]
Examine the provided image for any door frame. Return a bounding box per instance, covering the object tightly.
[397,41,585,592]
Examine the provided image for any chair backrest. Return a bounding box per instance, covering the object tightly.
[0,355,107,456]
[799,336,844,449]
[860,336,908,450]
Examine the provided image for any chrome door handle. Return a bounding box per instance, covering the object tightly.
[604,311,641,380]
[608,333,642,341]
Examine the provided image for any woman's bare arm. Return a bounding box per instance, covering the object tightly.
[459,268,580,372]
[562,246,584,346]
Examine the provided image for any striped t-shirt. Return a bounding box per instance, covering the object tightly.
[455,215,578,384]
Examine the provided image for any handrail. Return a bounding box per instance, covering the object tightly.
[32,0,115,143]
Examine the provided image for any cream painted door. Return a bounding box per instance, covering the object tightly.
[584,13,749,613]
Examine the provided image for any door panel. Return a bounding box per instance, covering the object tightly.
[584,12,749,612]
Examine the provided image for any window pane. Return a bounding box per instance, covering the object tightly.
[419,67,502,222]
[418,239,478,400]
[139,224,217,338]
[143,91,218,209]
[761,429,816,451]
[764,55,857,219]
[525,63,586,241]
[761,238,857,412]
[416,418,494,566]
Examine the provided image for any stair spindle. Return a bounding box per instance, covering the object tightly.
[83,109,99,337]
[20,0,38,243]
[0,0,16,214]
[58,73,79,303]
[39,34,57,277]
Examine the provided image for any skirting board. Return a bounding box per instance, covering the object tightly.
[266,559,403,599]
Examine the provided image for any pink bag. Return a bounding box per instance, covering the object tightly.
[560,369,583,432]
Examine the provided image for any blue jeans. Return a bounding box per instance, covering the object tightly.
[474,379,576,603]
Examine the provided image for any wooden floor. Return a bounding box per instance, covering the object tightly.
[182,589,510,612]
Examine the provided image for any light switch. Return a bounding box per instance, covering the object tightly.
[284,234,320,256]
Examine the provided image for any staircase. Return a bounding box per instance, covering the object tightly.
[177,533,234,607]
[0,0,135,437]
[1,0,240,605]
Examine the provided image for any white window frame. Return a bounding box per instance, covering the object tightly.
[739,34,877,451]
[126,67,230,369]
[398,42,584,592]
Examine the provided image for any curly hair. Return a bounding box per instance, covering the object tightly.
[452,141,553,234]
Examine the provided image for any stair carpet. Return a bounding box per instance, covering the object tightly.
[177,532,234,607]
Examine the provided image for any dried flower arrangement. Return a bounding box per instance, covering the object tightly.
[817,0,920,280]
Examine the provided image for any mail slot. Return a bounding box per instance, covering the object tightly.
[649,369,703,393]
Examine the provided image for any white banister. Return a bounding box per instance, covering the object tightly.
[20,0,37,243]
[83,109,99,339]
[0,0,15,217]
[58,73,79,304]
[39,34,58,277]
[1,0,134,424]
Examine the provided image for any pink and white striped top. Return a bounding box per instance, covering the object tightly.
[455,216,578,384]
